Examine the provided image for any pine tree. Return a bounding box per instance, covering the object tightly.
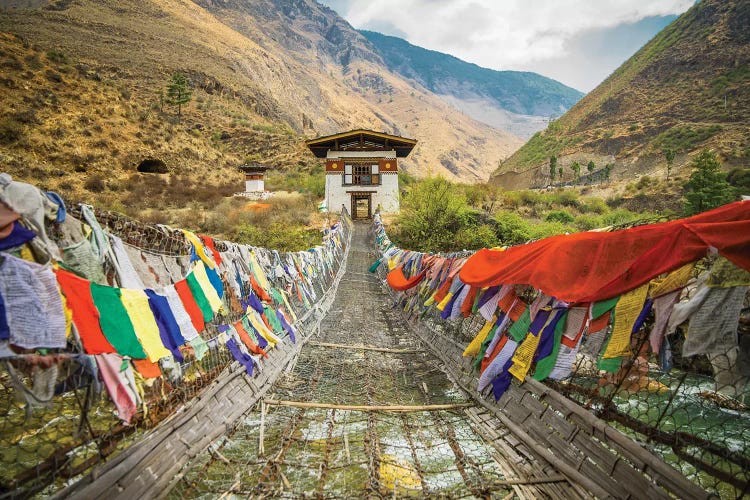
[570,161,581,182]
[166,72,191,123]
[663,148,676,180]
[683,150,734,215]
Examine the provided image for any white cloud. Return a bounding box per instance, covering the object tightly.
[320,0,694,91]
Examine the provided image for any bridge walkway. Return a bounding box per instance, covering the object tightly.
[168,222,585,499]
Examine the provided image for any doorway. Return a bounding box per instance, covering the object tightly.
[351,193,372,220]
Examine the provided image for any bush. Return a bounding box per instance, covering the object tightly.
[545,209,575,224]
[46,49,67,64]
[727,168,750,195]
[492,211,531,246]
[579,197,608,214]
[549,189,580,208]
[528,220,574,240]
[652,125,722,153]
[0,117,24,144]
[635,176,652,190]
[84,174,106,192]
[393,177,471,252]
[454,224,498,250]
[235,224,319,252]
[574,214,604,231]
[601,209,642,226]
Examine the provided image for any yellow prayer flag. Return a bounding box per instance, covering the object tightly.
[463,315,497,357]
[649,262,694,297]
[120,289,172,362]
[509,330,543,381]
[602,284,649,359]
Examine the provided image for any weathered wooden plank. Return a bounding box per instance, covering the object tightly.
[539,405,577,441]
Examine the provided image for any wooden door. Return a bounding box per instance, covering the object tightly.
[351,193,371,219]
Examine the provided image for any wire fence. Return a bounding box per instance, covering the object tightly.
[372,214,750,499]
[0,202,352,498]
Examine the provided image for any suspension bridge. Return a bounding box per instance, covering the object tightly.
[1,194,748,499]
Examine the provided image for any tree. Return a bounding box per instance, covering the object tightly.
[166,72,191,122]
[663,148,676,180]
[586,161,595,184]
[558,166,563,179]
[570,161,581,182]
[549,155,557,183]
[397,177,472,252]
[683,150,734,215]
[603,163,613,181]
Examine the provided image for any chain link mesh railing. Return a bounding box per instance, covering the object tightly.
[167,222,586,499]
[0,200,352,498]
[371,213,750,499]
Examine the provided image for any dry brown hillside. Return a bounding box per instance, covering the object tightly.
[0,0,521,198]
[491,0,750,189]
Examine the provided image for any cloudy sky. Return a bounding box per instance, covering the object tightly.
[319,0,694,92]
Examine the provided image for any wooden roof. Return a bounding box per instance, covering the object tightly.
[305,129,417,158]
[239,162,269,173]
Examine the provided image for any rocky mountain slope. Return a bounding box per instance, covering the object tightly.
[490,0,750,189]
[360,30,584,139]
[0,0,523,197]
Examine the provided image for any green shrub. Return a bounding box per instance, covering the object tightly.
[393,177,471,252]
[454,224,499,250]
[46,49,68,64]
[727,168,750,195]
[235,224,319,251]
[601,209,642,226]
[574,214,604,231]
[579,197,608,214]
[518,190,543,206]
[528,220,574,240]
[492,211,531,245]
[545,209,575,224]
[652,125,722,153]
[549,190,580,208]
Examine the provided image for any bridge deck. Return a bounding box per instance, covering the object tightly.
[169,222,585,498]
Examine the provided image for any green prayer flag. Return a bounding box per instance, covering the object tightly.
[186,273,213,323]
[592,296,619,318]
[264,306,283,333]
[90,283,147,359]
[508,308,531,342]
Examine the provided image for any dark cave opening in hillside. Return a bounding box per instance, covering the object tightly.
[137,158,168,174]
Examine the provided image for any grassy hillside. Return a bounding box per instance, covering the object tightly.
[360,30,583,117]
[0,0,522,187]
[491,0,750,189]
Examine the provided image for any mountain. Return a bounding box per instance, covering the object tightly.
[490,0,750,189]
[0,0,523,197]
[360,30,584,139]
